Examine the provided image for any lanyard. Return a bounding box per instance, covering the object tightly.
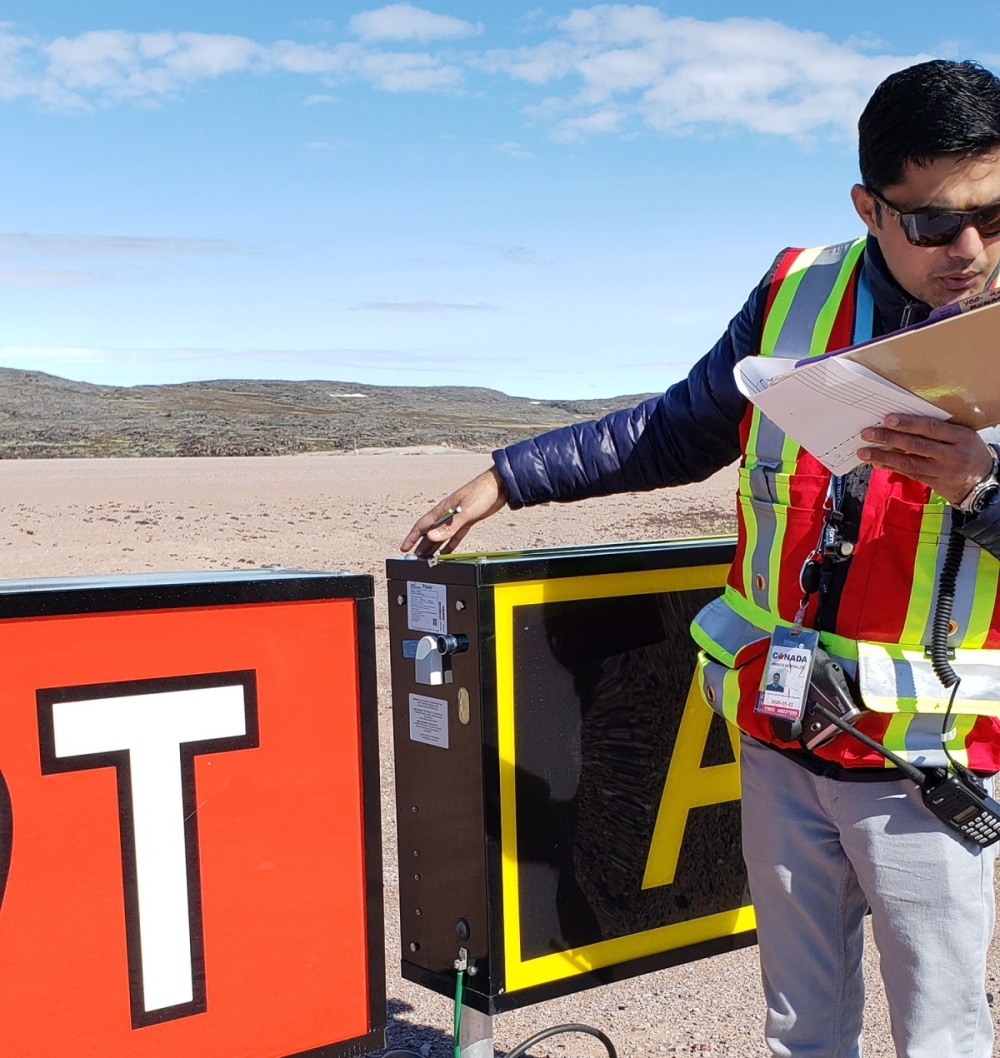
[853,269,875,344]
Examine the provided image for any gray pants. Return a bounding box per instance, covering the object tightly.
[739,734,997,1058]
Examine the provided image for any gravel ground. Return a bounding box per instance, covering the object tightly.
[0,450,995,1057]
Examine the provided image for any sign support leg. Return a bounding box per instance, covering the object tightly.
[458,1004,493,1058]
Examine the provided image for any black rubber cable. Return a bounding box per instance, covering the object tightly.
[929,523,965,689]
[931,523,974,778]
[385,1018,619,1057]
[505,1022,618,1058]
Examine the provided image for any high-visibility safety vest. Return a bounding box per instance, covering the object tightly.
[691,238,1000,772]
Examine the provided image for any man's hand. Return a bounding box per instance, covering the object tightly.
[857,414,993,505]
[401,467,508,558]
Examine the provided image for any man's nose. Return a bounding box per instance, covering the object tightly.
[948,220,986,260]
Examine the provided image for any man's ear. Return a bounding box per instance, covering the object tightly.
[851,183,881,237]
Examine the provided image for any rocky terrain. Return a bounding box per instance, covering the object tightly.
[0,369,656,458]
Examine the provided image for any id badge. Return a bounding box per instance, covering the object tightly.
[755,626,820,721]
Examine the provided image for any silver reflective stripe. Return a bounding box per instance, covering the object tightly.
[745,494,778,613]
[691,594,768,666]
[751,419,789,468]
[895,714,950,767]
[748,457,781,501]
[769,242,859,358]
[859,644,1000,715]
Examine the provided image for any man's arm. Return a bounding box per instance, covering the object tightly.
[400,467,507,558]
[401,271,770,556]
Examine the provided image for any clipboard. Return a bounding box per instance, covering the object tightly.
[839,288,1000,429]
[734,286,1000,476]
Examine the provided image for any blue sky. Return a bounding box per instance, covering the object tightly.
[2,3,1000,399]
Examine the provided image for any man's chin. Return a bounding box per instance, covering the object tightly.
[925,279,987,309]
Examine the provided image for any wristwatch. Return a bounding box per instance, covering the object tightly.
[956,445,1000,515]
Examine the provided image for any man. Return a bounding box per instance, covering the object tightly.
[401,60,1000,1057]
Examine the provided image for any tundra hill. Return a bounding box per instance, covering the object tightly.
[0,369,658,458]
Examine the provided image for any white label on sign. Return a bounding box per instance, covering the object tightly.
[407,581,448,634]
[409,693,449,749]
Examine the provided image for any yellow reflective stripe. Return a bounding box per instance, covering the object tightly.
[945,716,975,766]
[695,652,745,727]
[744,405,766,477]
[817,630,859,661]
[720,585,779,634]
[775,433,801,503]
[766,503,787,613]
[760,247,823,356]
[881,713,910,762]
[868,693,917,712]
[966,550,1000,647]
[900,504,946,644]
[807,237,866,356]
[719,666,742,726]
[871,642,907,662]
[739,493,762,615]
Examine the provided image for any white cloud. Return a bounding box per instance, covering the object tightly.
[44,30,264,101]
[354,300,499,312]
[0,267,92,287]
[0,233,264,259]
[349,4,482,43]
[464,241,545,265]
[496,140,536,159]
[479,5,931,141]
[0,8,942,140]
[0,26,465,109]
[295,18,338,35]
[306,137,359,150]
[345,47,464,91]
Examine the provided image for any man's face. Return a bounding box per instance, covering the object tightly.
[851,151,1000,308]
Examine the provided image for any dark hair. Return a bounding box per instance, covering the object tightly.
[859,59,1000,191]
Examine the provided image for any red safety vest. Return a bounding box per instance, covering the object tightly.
[692,238,1000,772]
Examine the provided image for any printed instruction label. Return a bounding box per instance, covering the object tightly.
[407,581,448,634]
[409,693,449,749]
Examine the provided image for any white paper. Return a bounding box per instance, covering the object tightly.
[734,355,948,476]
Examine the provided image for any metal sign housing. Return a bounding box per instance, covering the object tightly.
[387,537,755,1014]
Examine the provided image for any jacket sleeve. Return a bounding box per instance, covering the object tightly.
[958,501,1000,558]
[493,276,767,509]
[957,431,1000,559]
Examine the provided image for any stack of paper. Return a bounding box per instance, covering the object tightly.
[734,290,1000,476]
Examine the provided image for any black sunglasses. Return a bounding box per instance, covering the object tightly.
[868,187,1000,247]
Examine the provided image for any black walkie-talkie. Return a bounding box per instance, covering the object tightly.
[809,703,1000,846]
[919,766,1000,846]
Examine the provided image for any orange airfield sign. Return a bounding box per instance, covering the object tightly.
[0,588,382,1058]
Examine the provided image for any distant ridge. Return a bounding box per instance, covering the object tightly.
[0,368,657,458]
